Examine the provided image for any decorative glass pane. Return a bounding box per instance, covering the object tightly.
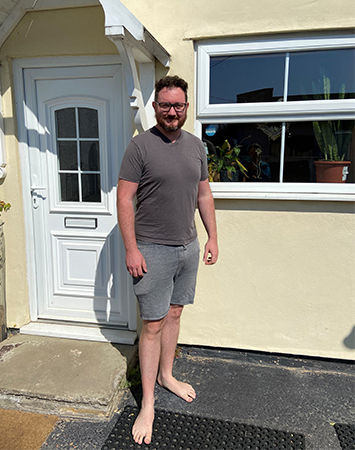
[288,49,355,101]
[60,174,79,201]
[80,141,100,171]
[78,108,99,138]
[202,122,281,182]
[56,108,76,138]
[210,54,285,104]
[81,174,101,202]
[283,120,355,183]
[58,141,78,170]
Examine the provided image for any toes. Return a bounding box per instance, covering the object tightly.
[144,434,152,444]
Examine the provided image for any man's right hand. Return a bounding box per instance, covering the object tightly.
[125,248,147,278]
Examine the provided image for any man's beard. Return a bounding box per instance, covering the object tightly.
[156,112,187,132]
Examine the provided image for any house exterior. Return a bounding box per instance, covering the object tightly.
[0,0,354,360]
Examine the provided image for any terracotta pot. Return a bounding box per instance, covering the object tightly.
[314,160,351,183]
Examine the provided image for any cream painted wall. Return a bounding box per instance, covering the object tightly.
[0,6,117,328]
[0,2,354,359]
[118,0,355,359]
[180,201,355,359]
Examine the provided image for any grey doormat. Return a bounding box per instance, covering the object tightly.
[334,424,355,449]
[102,406,305,450]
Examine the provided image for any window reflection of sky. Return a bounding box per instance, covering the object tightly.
[210,53,285,103]
[210,48,355,104]
[288,49,355,100]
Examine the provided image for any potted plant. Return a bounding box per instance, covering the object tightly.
[313,120,353,183]
[312,75,353,183]
[0,201,11,342]
[208,139,248,182]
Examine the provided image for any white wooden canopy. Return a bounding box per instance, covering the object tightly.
[0,0,170,177]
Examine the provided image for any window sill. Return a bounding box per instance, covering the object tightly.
[210,182,355,201]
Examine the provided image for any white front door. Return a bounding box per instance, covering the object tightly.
[18,60,136,341]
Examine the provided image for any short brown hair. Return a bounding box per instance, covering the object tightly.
[154,75,188,102]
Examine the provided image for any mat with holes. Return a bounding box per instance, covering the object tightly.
[334,423,355,450]
[102,405,305,450]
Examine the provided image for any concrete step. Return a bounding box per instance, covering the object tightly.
[0,334,137,421]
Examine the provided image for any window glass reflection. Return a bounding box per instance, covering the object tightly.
[60,174,79,201]
[284,120,354,182]
[80,141,100,171]
[56,108,76,138]
[81,174,101,202]
[210,53,285,104]
[203,122,282,182]
[288,49,355,101]
[58,141,78,170]
[78,108,99,138]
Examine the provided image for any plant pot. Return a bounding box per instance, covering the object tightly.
[220,169,240,182]
[0,222,6,342]
[314,160,351,183]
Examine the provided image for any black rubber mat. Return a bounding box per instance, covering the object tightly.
[334,424,355,449]
[102,405,305,450]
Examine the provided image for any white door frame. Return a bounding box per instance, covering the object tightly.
[13,55,137,343]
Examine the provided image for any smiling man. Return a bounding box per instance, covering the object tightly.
[117,75,218,445]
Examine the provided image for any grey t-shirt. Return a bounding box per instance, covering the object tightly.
[119,126,208,245]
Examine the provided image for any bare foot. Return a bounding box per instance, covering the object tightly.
[132,402,154,445]
[157,374,196,402]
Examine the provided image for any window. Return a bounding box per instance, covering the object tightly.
[197,34,355,200]
[56,107,101,202]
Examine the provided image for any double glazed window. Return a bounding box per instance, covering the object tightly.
[197,34,355,199]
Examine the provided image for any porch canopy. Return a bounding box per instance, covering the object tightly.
[0,0,170,176]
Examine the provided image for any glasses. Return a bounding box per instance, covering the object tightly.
[155,102,187,112]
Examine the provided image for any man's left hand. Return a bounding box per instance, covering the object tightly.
[203,239,219,265]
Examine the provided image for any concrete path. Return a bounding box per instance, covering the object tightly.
[0,338,354,449]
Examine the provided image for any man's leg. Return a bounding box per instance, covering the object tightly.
[157,304,196,402]
[132,317,165,445]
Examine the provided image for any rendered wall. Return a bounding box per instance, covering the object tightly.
[0,2,354,359]
[120,0,355,359]
[0,6,117,328]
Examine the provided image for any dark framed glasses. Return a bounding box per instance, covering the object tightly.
[155,102,187,112]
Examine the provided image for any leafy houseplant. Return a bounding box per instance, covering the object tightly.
[208,139,248,182]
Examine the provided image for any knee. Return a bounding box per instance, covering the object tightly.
[168,305,184,321]
[142,317,165,337]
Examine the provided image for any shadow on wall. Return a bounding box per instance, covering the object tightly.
[343,326,355,349]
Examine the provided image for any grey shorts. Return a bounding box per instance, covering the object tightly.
[132,238,200,321]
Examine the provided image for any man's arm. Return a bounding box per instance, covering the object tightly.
[197,179,219,265]
[117,179,147,277]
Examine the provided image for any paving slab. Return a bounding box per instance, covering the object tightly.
[0,334,137,420]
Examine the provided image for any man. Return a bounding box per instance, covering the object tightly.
[117,75,218,445]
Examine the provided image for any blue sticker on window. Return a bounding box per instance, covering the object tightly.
[205,125,217,136]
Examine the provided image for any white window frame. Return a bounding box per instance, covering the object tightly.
[196,33,355,201]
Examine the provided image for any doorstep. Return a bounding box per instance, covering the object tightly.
[0,334,138,421]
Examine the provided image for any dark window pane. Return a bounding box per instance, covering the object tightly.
[78,108,99,138]
[288,49,355,101]
[210,54,285,104]
[283,120,354,182]
[60,174,79,201]
[81,174,101,202]
[56,108,76,138]
[202,122,281,182]
[80,141,100,171]
[58,141,78,170]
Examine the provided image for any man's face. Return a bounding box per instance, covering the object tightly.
[154,87,189,132]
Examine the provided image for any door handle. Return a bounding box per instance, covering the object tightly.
[30,186,47,209]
